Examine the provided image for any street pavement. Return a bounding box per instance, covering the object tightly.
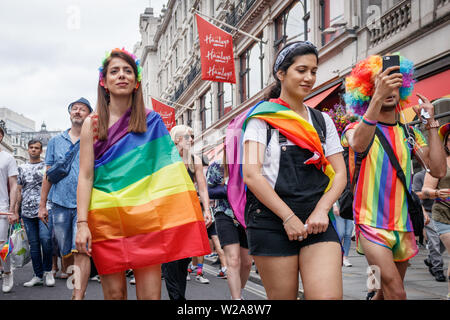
[0,240,448,300]
[221,240,449,300]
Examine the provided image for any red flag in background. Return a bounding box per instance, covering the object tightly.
[195,14,236,84]
[151,98,176,132]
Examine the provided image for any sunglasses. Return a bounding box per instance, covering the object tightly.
[183,134,195,140]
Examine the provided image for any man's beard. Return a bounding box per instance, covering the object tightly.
[71,117,84,126]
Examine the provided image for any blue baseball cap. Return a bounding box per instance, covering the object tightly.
[68,97,93,113]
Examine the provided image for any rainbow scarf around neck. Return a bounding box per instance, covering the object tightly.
[88,108,210,275]
[226,100,336,228]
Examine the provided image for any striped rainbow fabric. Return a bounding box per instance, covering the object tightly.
[243,100,336,191]
[0,240,13,262]
[342,121,427,232]
[226,100,336,229]
[88,108,210,275]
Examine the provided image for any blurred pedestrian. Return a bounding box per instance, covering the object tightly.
[332,202,354,267]
[207,155,252,300]
[0,125,19,293]
[422,122,450,299]
[162,125,212,300]
[39,97,93,299]
[17,140,55,287]
[413,169,446,282]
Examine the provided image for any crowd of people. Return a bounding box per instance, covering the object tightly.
[0,43,449,300]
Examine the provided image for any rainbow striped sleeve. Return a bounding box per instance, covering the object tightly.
[88,110,210,275]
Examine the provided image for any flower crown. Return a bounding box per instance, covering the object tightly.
[98,48,142,87]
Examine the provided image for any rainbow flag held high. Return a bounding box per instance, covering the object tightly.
[0,240,13,262]
[226,100,336,229]
[89,108,210,275]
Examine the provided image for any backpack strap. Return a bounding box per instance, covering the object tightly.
[350,131,375,193]
[308,107,327,144]
[266,108,328,147]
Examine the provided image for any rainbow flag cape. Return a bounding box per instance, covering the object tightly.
[0,240,13,262]
[226,100,336,228]
[89,108,210,275]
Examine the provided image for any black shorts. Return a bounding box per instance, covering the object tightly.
[207,221,217,239]
[246,202,340,256]
[215,212,249,249]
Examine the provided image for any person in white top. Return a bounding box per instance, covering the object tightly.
[242,41,347,300]
[0,126,19,293]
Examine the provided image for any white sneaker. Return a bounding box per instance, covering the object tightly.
[343,257,353,267]
[44,272,55,287]
[24,276,43,287]
[129,276,136,285]
[2,271,13,293]
[90,275,101,283]
[186,274,191,281]
[195,274,210,284]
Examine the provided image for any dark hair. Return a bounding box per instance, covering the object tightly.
[97,51,146,140]
[28,140,43,149]
[264,41,319,100]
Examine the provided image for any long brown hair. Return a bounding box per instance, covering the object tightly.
[96,50,147,140]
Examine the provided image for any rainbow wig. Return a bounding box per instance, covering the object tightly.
[344,54,415,116]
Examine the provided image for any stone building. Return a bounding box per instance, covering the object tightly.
[136,0,450,159]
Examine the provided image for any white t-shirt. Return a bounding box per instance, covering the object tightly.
[0,150,19,210]
[242,108,343,188]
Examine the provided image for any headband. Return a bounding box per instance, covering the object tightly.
[99,48,142,87]
[273,41,317,74]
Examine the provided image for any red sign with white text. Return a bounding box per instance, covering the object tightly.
[151,98,176,132]
[195,14,236,84]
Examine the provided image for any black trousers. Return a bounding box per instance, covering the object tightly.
[162,258,191,300]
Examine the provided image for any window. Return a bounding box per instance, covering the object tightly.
[187,108,193,128]
[210,0,215,17]
[218,83,234,117]
[200,89,213,130]
[275,1,311,51]
[239,40,266,102]
[320,0,345,46]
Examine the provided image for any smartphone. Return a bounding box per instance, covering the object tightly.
[382,55,400,75]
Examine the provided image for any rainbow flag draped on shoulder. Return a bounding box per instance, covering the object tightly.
[89,108,210,275]
[226,100,336,228]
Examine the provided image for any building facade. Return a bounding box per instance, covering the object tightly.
[136,0,450,159]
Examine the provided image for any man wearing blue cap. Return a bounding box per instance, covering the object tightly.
[38,97,92,298]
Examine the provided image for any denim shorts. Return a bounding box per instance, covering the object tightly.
[50,203,77,257]
[433,219,450,236]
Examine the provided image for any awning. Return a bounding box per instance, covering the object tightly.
[400,69,450,123]
[205,143,224,163]
[304,83,341,108]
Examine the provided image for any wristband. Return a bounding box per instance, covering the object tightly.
[283,213,295,225]
[425,119,439,130]
[77,220,88,224]
[362,115,377,126]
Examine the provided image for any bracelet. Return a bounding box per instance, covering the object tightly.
[283,213,295,225]
[77,220,88,224]
[362,115,377,126]
[425,119,439,130]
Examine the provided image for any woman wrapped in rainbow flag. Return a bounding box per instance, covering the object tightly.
[75,48,210,300]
